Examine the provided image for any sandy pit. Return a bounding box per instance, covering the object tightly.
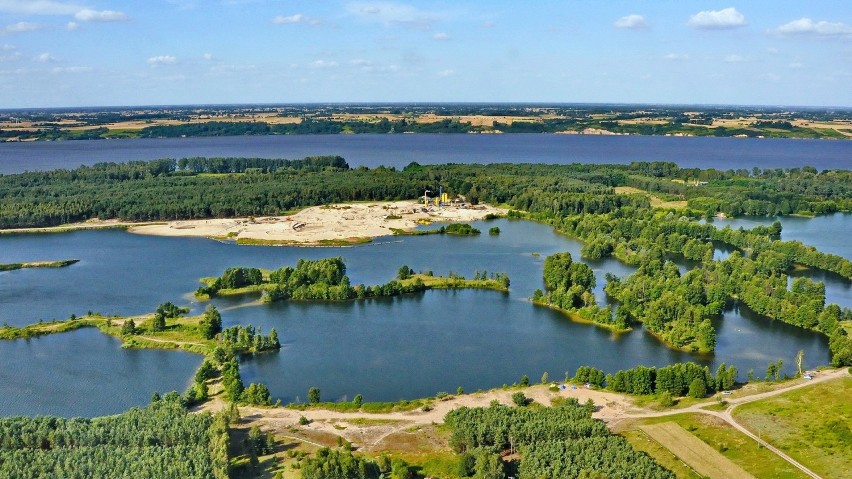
[126,201,504,245]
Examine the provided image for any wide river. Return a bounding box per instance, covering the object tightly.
[1,215,847,416]
[1,134,851,174]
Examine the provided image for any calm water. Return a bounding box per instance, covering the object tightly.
[1,134,851,174]
[1,217,841,411]
[0,328,199,417]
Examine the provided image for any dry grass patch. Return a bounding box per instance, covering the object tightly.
[640,422,754,479]
[614,186,688,210]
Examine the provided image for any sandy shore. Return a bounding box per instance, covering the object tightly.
[33,201,498,245]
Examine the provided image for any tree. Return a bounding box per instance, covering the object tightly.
[520,374,529,387]
[541,371,549,384]
[200,305,222,340]
[120,319,136,336]
[308,386,321,404]
[512,391,527,406]
[688,378,707,398]
[150,312,166,332]
[473,450,504,479]
[397,265,412,280]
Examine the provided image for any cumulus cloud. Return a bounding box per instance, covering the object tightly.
[0,0,82,15]
[347,1,441,30]
[51,65,91,73]
[272,13,320,25]
[770,18,852,38]
[147,55,177,66]
[664,53,689,61]
[66,21,78,30]
[437,69,453,77]
[0,43,20,61]
[34,52,56,62]
[433,32,449,40]
[688,7,746,30]
[273,14,303,24]
[310,59,338,68]
[2,22,40,34]
[74,9,128,22]
[724,54,747,63]
[614,14,647,30]
[202,53,213,60]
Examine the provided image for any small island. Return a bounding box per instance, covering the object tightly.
[196,257,510,302]
[0,259,79,272]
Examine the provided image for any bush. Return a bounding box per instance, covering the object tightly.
[512,392,528,407]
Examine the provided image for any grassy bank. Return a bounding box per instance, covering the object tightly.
[531,299,632,334]
[0,259,79,271]
[0,313,213,355]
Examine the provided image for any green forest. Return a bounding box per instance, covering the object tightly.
[0,394,229,479]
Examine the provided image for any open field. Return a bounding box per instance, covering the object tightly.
[640,422,755,479]
[733,377,852,479]
[614,186,688,209]
[617,414,809,479]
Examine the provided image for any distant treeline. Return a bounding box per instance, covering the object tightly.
[4,157,851,229]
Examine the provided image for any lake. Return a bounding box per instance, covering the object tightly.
[1,134,851,174]
[1,216,843,414]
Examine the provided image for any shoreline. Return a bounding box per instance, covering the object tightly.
[0,201,505,246]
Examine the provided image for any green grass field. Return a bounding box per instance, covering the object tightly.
[733,377,852,479]
[618,413,808,479]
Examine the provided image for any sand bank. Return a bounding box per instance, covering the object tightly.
[126,201,504,245]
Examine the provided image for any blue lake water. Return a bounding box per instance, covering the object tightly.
[1,134,851,174]
[1,216,843,413]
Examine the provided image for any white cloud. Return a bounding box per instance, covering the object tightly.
[147,55,177,66]
[347,1,440,30]
[51,65,91,73]
[2,22,40,34]
[664,53,689,61]
[310,59,338,68]
[0,43,20,62]
[724,54,747,63]
[437,69,453,77]
[202,53,213,61]
[788,62,804,69]
[688,7,746,30]
[272,13,320,25]
[34,52,56,62]
[614,14,647,30]
[770,18,852,38]
[433,32,449,40]
[74,9,128,22]
[0,0,82,15]
[66,21,78,30]
[273,14,304,24]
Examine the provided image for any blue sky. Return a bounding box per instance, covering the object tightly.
[1,1,851,108]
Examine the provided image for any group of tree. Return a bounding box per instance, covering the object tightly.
[532,252,628,332]
[0,393,229,479]
[444,400,674,479]
[219,324,280,354]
